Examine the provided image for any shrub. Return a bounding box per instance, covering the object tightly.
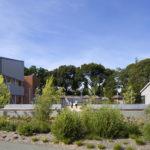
[129,134,137,139]
[85,134,93,140]
[109,139,114,142]
[123,141,128,145]
[143,122,150,141]
[31,137,38,142]
[113,144,123,150]
[53,138,59,144]
[98,144,106,149]
[17,123,33,136]
[62,138,72,144]
[31,120,50,133]
[75,140,83,146]
[86,143,95,149]
[127,123,141,136]
[81,107,127,138]
[135,138,145,145]
[51,109,84,142]
[34,76,63,121]
[93,135,102,140]
[42,138,49,143]
[126,146,134,150]
[0,117,17,131]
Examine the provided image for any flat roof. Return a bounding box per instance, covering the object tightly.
[0,57,24,63]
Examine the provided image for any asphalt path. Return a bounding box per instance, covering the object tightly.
[0,141,71,150]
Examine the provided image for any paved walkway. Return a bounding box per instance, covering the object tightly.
[0,141,71,150]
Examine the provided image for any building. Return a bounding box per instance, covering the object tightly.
[112,95,124,104]
[140,82,150,104]
[23,75,40,104]
[0,57,24,104]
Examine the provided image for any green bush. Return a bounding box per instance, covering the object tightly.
[53,138,59,144]
[51,109,84,142]
[113,144,123,150]
[98,144,106,149]
[85,134,93,140]
[109,139,114,142]
[17,120,50,136]
[135,138,145,145]
[17,123,33,136]
[143,122,150,141]
[122,141,128,145]
[127,123,141,136]
[129,134,137,139]
[31,137,38,142]
[126,146,134,150]
[93,135,102,140]
[75,140,83,146]
[0,117,17,131]
[86,143,95,149]
[81,107,127,138]
[62,138,72,144]
[42,138,49,143]
[31,120,50,133]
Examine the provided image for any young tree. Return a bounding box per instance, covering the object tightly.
[34,76,63,121]
[0,75,10,107]
[89,86,96,104]
[123,85,136,104]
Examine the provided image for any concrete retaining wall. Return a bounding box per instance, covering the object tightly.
[0,109,145,119]
[0,109,58,118]
[0,104,146,119]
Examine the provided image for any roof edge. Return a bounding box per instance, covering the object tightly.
[140,82,150,93]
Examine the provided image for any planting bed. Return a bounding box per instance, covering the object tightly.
[0,131,150,150]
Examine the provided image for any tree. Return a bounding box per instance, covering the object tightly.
[123,85,136,104]
[103,70,117,100]
[117,59,150,103]
[34,76,63,121]
[50,65,76,95]
[89,86,96,104]
[0,75,10,107]
[80,63,105,96]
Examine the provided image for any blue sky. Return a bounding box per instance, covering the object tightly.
[0,0,150,70]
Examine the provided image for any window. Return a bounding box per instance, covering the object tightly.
[141,96,145,104]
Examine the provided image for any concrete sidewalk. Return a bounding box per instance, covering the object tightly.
[0,141,71,150]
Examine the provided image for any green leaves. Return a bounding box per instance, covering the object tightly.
[123,86,136,104]
[34,76,63,121]
[0,75,10,108]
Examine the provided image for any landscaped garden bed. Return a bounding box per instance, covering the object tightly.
[0,131,150,150]
[0,106,150,150]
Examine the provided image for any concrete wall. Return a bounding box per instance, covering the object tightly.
[0,104,145,119]
[88,104,148,110]
[0,109,144,119]
[0,110,58,118]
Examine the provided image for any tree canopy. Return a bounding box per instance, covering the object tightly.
[25,58,150,103]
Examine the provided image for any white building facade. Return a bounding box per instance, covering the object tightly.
[141,82,150,104]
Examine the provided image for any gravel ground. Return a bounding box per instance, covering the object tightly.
[0,131,150,150]
[0,141,71,150]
